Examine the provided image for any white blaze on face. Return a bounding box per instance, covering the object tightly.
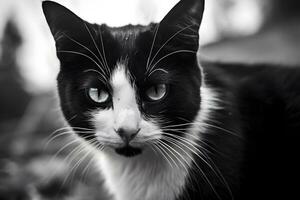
[92,62,161,145]
[110,64,141,132]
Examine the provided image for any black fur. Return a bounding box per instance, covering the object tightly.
[176,62,300,199]
[43,0,299,199]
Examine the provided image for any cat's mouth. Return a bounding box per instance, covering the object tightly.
[115,145,142,157]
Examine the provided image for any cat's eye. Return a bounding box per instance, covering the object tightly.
[146,84,167,101]
[88,88,109,104]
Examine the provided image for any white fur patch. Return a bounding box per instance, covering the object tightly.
[110,64,141,132]
[97,148,187,200]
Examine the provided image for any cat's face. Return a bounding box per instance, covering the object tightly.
[43,0,204,157]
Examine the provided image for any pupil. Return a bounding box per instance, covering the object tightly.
[155,86,159,94]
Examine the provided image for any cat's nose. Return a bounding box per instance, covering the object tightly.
[115,128,140,144]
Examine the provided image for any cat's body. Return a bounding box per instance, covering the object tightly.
[180,62,300,200]
[42,0,299,199]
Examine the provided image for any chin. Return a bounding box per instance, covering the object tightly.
[115,145,143,157]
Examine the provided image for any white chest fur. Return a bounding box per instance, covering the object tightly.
[96,148,188,200]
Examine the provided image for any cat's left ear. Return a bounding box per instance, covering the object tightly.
[159,0,204,53]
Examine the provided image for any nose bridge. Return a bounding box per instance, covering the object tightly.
[114,85,137,110]
[112,79,141,131]
[113,78,140,127]
[115,107,140,130]
[111,64,141,131]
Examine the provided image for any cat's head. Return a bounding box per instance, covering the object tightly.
[43,0,205,157]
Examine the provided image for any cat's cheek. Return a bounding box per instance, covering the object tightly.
[138,119,162,140]
[88,108,163,149]
[89,109,118,139]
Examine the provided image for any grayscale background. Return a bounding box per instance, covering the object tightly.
[0,0,299,199]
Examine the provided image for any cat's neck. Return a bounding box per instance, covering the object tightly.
[97,148,188,200]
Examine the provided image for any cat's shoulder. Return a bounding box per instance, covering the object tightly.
[200,60,300,93]
[201,59,300,134]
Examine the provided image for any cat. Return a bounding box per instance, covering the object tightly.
[42,0,299,199]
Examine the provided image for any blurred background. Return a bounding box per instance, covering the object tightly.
[0,0,300,199]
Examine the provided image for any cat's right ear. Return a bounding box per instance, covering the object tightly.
[42,1,84,42]
[42,1,97,63]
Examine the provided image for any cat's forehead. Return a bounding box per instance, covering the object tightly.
[96,24,158,76]
[108,24,154,38]
[104,23,156,53]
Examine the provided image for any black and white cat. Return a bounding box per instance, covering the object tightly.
[42,0,299,199]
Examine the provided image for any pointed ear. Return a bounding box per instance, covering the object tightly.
[42,1,85,41]
[158,0,205,53]
[42,1,100,63]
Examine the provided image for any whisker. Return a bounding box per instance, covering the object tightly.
[45,127,93,148]
[164,135,215,174]
[64,139,98,185]
[62,33,104,67]
[83,69,108,85]
[44,131,74,149]
[51,135,94,167]
[176,116,241,139]
[202,123,242,139]
[46,127,72,141]
[60,138,96,186]
[162,128,201,141]
[161,123,195,129]
[45,137,83,186]
[159,140,190,174]
[161,120,241,139]
[163,134,233,199]
[56,50,107,78]
[84,23,109,75]
[147,68,169,78]
[97,25,111,75]
[162,132,210,154]
[161,129,221,154]
[153,143,171,168]
[147,24,195,71]
[153,141,176,169]
[81,143,104,181]
[157,140,181,169]
[164,136,222,200]
[148,49,195,74]
[66,114,78,123]
[146,24,160,70]
[48,138,80,163]
[162,137,208,190]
